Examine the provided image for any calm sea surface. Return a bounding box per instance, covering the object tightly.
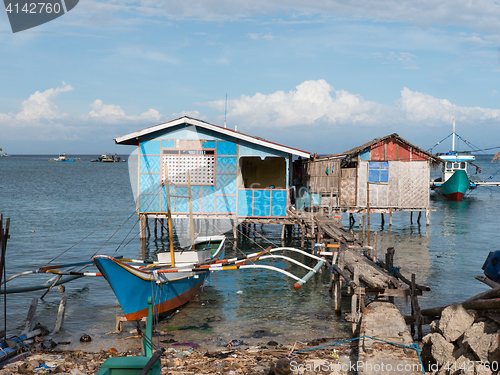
[0,154,499,350]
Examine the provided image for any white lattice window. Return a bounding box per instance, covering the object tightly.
[162,150,215,185]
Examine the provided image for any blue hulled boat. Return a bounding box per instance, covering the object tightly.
[93,235,226,321]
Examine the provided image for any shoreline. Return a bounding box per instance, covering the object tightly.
[0,334,355,374]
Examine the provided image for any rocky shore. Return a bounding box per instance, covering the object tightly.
[421,303,500,375]
[0,336,354,374]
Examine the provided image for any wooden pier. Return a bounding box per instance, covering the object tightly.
[358,300,422,374]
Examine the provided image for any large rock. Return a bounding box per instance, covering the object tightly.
[451,354,476,375]
[487,333,500,363]
[422,333,455,368]
[463,322,497,362]
[439,303,475,342]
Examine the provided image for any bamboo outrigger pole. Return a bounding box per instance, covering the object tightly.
[164,165,175,267]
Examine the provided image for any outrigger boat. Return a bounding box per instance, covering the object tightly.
[93,236,227,320]
[48,153,81,162]
[93,244,325,321]
[431,119,480,200]
[430,119,500,200]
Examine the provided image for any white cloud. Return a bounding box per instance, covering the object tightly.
[464,36,486,44]
[171,110,207,120]
[119,47,179,64]
[87,100,163,123]
[205,80,389,127]
[74,0,500,33]
[248,33,275,40]
[375,52,419,69]
[398,87,500,124]
[203,79,500,129]
[15,82,73,121]
[3,80,500,147]
[0,84,165,142]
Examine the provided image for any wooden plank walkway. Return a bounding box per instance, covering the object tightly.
[358,300,422,375]
[316,216,357,242]
[343,249,401,289]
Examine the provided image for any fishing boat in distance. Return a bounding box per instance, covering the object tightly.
[431,119,479,200]
[90,153,123,162]
[48,153,81,162]
[430,119,500,200]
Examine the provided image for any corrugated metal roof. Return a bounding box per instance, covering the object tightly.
[314,133,441,163]
[115,116,310,158]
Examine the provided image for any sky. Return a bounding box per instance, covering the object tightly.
[1,0,500,155]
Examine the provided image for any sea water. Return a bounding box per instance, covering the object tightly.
[0,154,499,350]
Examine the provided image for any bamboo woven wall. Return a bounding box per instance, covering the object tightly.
[356,161,430,208]
[340,168,357,206]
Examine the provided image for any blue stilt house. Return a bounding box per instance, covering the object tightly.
[115,117,310,236]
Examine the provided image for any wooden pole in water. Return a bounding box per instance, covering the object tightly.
[334,247,345,314]
[417,211,422,224]
[187,173,195,249]
[1,216,9,337]
[53,295,67,334]
[389,209,393,227]
[22,298,38,335]
[366,181,371,246]
[385,247,395,303]
[164,165,175,267]
[351,264,360,334]
[145,216,150,238]
[411,274,423,340]
[372,232,377,262]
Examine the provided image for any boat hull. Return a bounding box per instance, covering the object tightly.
[483,251,500,283]
[93,255,209,321]
[436,169,470,201]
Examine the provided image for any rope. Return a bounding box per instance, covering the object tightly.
[46,181,164,265]
[44,201,136,265]
[388,267,401,277]
[293,335,425,374]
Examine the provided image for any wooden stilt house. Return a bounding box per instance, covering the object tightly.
[301,134,441,222]
[115,116,310,238]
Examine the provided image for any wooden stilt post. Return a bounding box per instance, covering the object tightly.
[233,218,238,247]
[362,215,366,246]
[160,218,164,237]
[145,216,151,238]
[426,208,431,226]
[411,274,423,340]
[334,247,345,314]
[389,208,393,227]
[154,218,158,239]
[410,211,413,224]
[281,224,285,244]
[381,213,385,226]
[140,215,147,239]
[351,264,360,334]
[367,181,371,247]
[386,247,395,304]
[372,232,377,262]
[417,211,422,224]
